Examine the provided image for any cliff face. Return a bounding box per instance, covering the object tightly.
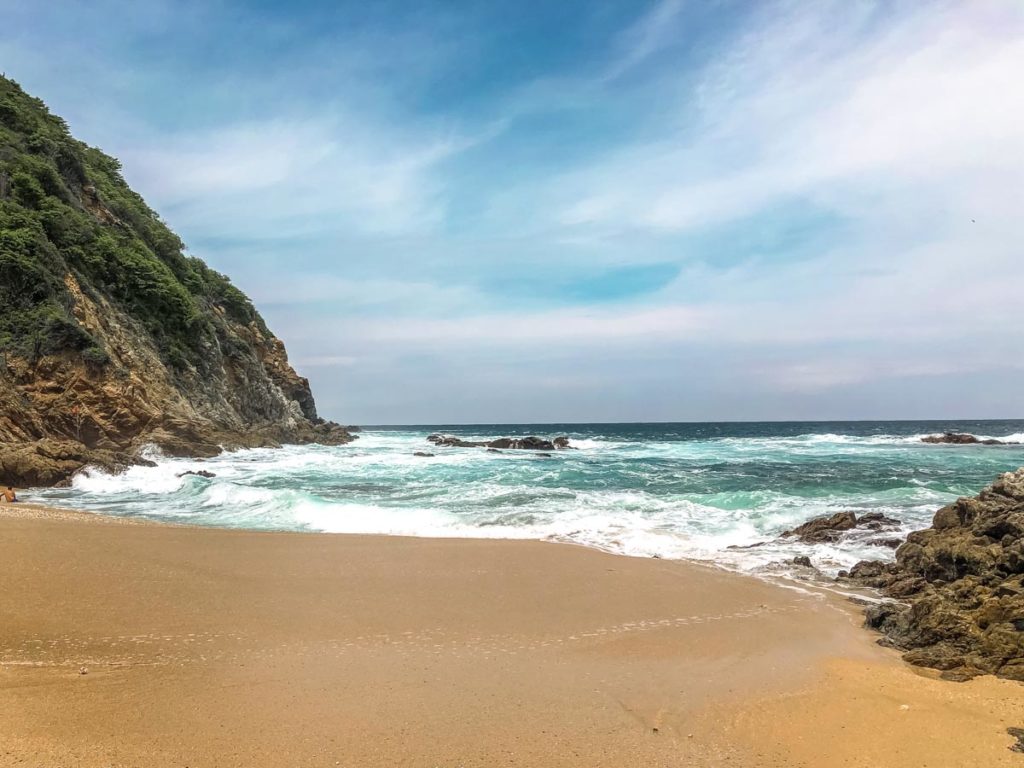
[0,76,353,485]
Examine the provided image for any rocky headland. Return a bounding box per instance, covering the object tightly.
[0,76,353,486]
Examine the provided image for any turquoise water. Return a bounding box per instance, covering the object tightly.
[36,420,1024,575]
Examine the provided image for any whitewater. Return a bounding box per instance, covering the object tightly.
[35,420,1024,577]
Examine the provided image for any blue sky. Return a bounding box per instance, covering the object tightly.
[3,0,1023,423]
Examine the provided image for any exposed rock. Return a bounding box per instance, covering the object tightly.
[177,470,216,479]
[859,512,903,530]
[0,439,154,487]
[792,555,813,568]
[429,435,486,448]
[426,435,574,451]
[921,432,1009,445]
[867,537,904,549]
[413,452,434,457]
[783,511,858,543]
[847,467,1024,681]
[1009,727,1024,754]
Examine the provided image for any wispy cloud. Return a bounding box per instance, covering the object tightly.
[5,0,1023,421]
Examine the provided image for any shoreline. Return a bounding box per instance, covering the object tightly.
[2,503,1022,766]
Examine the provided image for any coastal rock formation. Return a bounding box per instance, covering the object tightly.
[0,76,354,486]
[784,511,857,543]
[783,510,901,544]
[921,432,1010,445]
[426,434,576,451]
[845,467,1024,681]
[177,470,216,479]
[0,439,154,487]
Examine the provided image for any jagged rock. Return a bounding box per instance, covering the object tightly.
[859,512,902,530]
[867,537,904,549]
[425,435,574,451]
[177,470,216,479]
[846,467,1024,681]
[921,432,1008,445]
[783,511,858,543]
[430,436,486,448]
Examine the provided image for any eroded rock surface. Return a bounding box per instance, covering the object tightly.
[845,467,1024,681]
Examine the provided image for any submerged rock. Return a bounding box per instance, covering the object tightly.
[177,469,216,479]
[413,452,434,457]
[846,467,1024,682]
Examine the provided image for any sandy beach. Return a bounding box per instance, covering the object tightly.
[1,504,1021,767]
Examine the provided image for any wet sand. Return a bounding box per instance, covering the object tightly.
[1,504,1021,767]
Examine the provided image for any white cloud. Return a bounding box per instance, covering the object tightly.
[549,1,1024,235]
[119,116,477,237]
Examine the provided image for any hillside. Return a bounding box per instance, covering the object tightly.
[0,76,353,485]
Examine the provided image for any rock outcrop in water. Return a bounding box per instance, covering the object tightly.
[0,76,354,486]
[426,434,576,451]
[845,467,1024,681]
[781,510,902,546]
[921,432,1013,445]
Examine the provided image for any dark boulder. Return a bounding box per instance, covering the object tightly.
[424,435,574,451]
[859,512,902,530]
[921,432,1008,445]
[783,511,857,543]
[177,469,216,479]
[1008,728,1024,754]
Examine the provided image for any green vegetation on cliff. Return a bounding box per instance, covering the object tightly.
[0,75,268,369]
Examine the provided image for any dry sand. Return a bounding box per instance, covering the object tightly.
[1,504,1021,767]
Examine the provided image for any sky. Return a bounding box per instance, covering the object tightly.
[2,0,1023,424]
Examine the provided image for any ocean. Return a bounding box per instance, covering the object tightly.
[36,420,1024,577]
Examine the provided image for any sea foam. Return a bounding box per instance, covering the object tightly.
[36,422,1024,577]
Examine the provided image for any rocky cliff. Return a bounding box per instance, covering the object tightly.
[0,76,353,485]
